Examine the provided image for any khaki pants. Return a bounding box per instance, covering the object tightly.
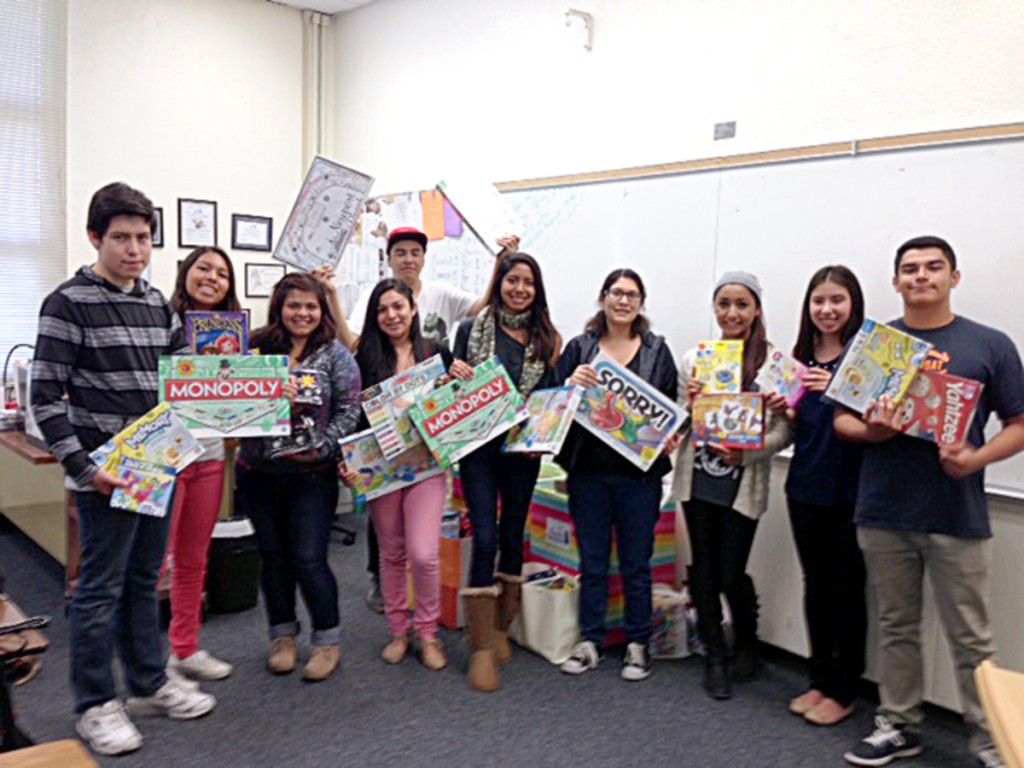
[858,527,994,755]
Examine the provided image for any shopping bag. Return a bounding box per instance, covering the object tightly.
[510,565,580,665]
[650,583,694,659]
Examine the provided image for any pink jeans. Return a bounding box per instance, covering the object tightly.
[166,460,226,658]
[369,474,447,641]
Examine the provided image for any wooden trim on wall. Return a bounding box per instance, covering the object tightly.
[495,121,1024,192]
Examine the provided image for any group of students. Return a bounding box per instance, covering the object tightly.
[30,182,1024,768]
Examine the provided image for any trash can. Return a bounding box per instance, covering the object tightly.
[205,517,260,614]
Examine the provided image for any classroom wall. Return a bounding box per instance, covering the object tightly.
[66,0,306,326]
[329,0,1024,191]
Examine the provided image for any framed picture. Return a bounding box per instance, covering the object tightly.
[152,207,164,248]
[245,263,286,298]
[232,214,273,252]
[178,198,218,248]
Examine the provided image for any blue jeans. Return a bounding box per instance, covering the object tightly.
[237,466,341,646]
[459,437,541,587]
[70,491,171,713]
[567,472,661,646]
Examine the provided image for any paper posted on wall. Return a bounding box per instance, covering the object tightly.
[273,156,375,271]
[436,177,524,255]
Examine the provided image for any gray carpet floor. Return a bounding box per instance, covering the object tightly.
[1,513,975,767]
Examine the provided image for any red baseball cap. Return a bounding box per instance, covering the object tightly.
[386,227,428,254]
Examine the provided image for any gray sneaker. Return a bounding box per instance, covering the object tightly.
[560,641,602,675]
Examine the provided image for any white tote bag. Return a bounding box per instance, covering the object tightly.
[509,567,580,665]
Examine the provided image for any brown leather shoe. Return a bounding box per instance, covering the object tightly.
[381,635,410,665]
[303,645,341,682]
[267,636,297,675]
[420,639,448,672]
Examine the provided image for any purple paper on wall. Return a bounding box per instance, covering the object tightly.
[443,199,463,237]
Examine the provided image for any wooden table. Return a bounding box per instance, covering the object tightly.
[0,740,98,767]
[0,432,55,465]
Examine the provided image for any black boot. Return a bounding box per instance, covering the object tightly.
[703,656,731,700]
[700,623,731,700]
[731,640,762,682]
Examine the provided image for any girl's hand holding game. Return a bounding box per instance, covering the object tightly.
[708,442,743,467]
[309,266,338,296]
[90,468,129,496]
[864,394,899,438]
[449,360,474,381]
[765,392,789,414]
[686,376,704,406]
[338,463,360,488]
[568,364,599,389]
[283,378,299,403]
[800,367,832,393]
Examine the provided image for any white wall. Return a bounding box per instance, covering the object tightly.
[67,0,306,326]
[330,0,1024,191]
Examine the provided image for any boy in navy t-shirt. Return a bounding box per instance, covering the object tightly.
[835,236,1024,768]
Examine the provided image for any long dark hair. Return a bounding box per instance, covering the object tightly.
[486,253,561,367]
[171,246,241,319]
[585,268,651,339]
[792,265,865,365]
[713,280,767,391]
[251,273,337,361]
[355,279,433,387]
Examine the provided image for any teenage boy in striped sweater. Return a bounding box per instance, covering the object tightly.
[31,183,215,756]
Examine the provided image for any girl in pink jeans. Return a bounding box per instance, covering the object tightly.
[341,279,453,671]
[163,246,242,681]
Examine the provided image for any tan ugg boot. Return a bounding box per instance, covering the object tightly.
[267,636,297,675]
[494,573,524,667]
[461,585,501,693]
[303,644,341,682]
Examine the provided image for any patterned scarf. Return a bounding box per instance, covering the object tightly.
[466,306,547,396]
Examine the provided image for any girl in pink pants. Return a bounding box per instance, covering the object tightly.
[342,278,454,671]
[164,246,242,681]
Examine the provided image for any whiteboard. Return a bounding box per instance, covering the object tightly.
[502,138,1024,496]
[340,137,1024,494]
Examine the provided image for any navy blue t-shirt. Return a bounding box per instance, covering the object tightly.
[855,316,1024,538]
[786,357,862,508]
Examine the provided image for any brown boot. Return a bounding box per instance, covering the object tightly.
[494,573,524,667]
[303,644,341,682]
[461,585,501,693]
[267,636,297,675]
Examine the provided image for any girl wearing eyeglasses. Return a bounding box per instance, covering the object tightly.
[555,269,679,683]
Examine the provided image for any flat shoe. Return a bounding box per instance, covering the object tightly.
[789,688,825,715]
[381,635,410,665]
[420,639,447,672]
[804,697,854,726]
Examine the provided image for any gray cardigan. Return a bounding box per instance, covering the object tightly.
[670,344,793,520]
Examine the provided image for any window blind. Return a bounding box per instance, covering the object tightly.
[0,0,67,382]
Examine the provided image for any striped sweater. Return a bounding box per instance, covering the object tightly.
[31,265,187,490]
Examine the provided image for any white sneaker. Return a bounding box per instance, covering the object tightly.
[169,650,233,681]
[560,640,602,675]
[126,676,216,720]
[76,699,143,756]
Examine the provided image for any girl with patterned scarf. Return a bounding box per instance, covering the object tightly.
[449,252,561,693]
